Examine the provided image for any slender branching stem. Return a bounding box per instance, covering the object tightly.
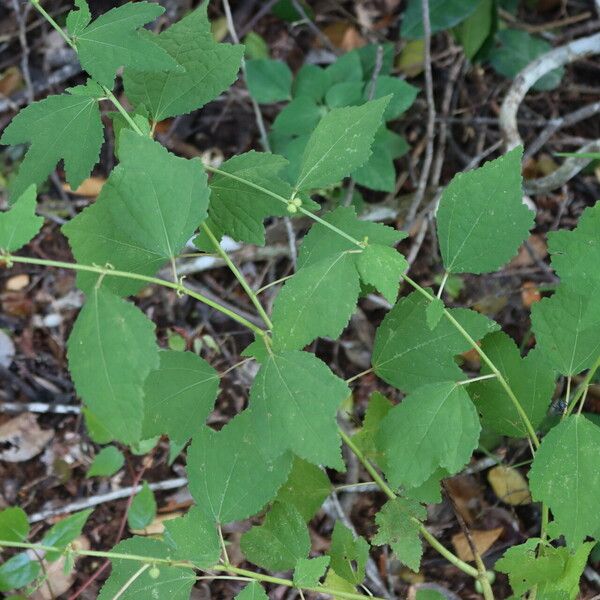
[30,0,76,49]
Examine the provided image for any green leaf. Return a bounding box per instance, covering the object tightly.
[377,382,481,488]
[329,522,369,585]
[372,291,499,392]
[294,556,330,587]
[128,482,156,530]
[248,351,349,469]
[66,0,91,36]
[352,392,393,466]
[323,569,358,599]
[294,97,390,191]
[326,51,363,85]
[293,64,331,102]
[405,467,448,504]
[123,5,243,120]
[436,146,533,274]
[87,446,124,477]
[63,130,209,296]
[469,332,555,437]
[0,83,103,200]
[244,32,269,60]
[275,457,331,521]
[142,351,219,445]
[246,59,293,103]
[531,286,600,376]
[325,82,364,109]
[529,415,600,547]
[98,537,195,600]
[163,506,220,569]
[186,410,292,524]
[372,498,426,572]
[425,297,444,330]
[357,244,407,304]
[241,502,310,571]
[0,508,29,543]
[235,582,269,600]
[369,76,419,120]
[401,0,480,39]
[41,509,92,561]
[0,553,40,593]
[490,30,564,91]
[67,287,159,444]
[357,43,395,77]
[69,1,178,88]
[0,185,42,252]
[453,0,494,59]
[272,97,323,136]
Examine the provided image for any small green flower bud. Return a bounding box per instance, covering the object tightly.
[148,565,160,579]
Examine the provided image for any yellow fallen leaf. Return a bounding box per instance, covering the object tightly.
[130,511,183,535]
[488,465,531,505]
[396,40,425,78]
[451,527,503,562]
[6,274,30,291]
[63,176,106,197]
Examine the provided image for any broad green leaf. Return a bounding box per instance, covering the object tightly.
[63,130,209,296]
[357,244,407,304]
[401,0,480,39]
[249,351,349,469]
[41,509,92,561]
[357,43,395,77]
[453,0,494,59]
[128,482,156,530]
[0,83,102,200]
[531,286,600,376]
[377,382,481,488]
[294,556,330,588]
[272,97,323,136]
[98,537,195,600]
[0,186,43,252]
[372,498,426,572]
[87,446,124,477]
[529,415,600,547]
[325,82,364,108]
[490,30,564,91]
[352,392,393,466]
[405,467,448,504]
[425,297,444,330]
[244,32,269,60]
[372,291,499,392]
[69,1,178,87]
[323,569,358,599]
[368,76,419,120]
[240,502,310,571]
[246,59,293,103]
[436,146,533,274]
[469,332,555,437]
[186,410,292,524]
[416,591,447,600]
[294,97,390,191]
[123,5,243,120]
[66,0,91,36]
[275,457,331,521]
[67,287,159,444]
[142,351,219,445]
[0,508,28,543]
[197,151,289,247]
[163,506,220,569]
[326,51,363,85]
[329,522,369,585]
[235,582,269,600]
[293,64,331,102]
[0,553,40,593]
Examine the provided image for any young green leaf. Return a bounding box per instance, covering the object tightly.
[323,569,358,599]
[240,502,310,571]
[248,351,349,469]
[293,64,331,102]
[453,0,494,59]
[0,553,40,593]
[63,130,209,295]
[529,415,600,547]
[294,97,390,191]
[87,446,124,477]
[67,287,159,444]
[372,498,426,572]
[128,482,156,530]
[186,410,292,524]
[401,0,480,39]
[272,97,324,136]
[325,81,364,108]
[98,537,195,600]
[357,244,407,304]
[0,507,29,543]
[372,291,498,392]
[436,146,532,274]
[293,556,330,588]
[325,51,363,85]
[142,351,219,445]
[352,392,393,466]
[235,582,269,600]
[123,5,243,120]
[328,522,369,585]
[69,0,178,87]
[41,509,93,561]
[377,382,481,488]
[0,185,43,251]
[368,76,419,120]
[405,467,448,504]
[246,59,293,103]
[425,297,444,330]
[0,82,102,200]
[469,332,555,437]
[275,457,331,521]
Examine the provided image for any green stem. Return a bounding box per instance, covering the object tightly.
[104,87,144,135]
[338,429,480,580]
[1,254,267,339]
[201,223,273,330]
[457,373,497,386]
[113,564,150,600]
[30,0,76,49]
[566,354,600,416]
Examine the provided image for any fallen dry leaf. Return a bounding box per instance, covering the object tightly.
[509,234,548,268]
[0,414,54,462]
[451,527,503,562]
[488,465,531,506]
[0,66,23,96]
[130,511,183,536]
[321,22,366,50]
[63,176,106,197]
[5,274,30,292]
[521,281,541,308]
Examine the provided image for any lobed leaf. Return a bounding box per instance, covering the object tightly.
[293,556,330,588]
[328,522,369,585]
[357,243,408,304]
[235,582,269,600]
[0,185,43,251]
[351,392,393,466]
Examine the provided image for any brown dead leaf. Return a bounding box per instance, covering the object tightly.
[509,234,548,268]
[130,511,183,536]
[63,176,106,197]
[0,67,23,96]
[6,274,30,292]
[488,465,531,506]
[0,414,54,462]
[321,23,366,50]
[444,475,484,525]
[451,527,503,562]
[521,281,541,308]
